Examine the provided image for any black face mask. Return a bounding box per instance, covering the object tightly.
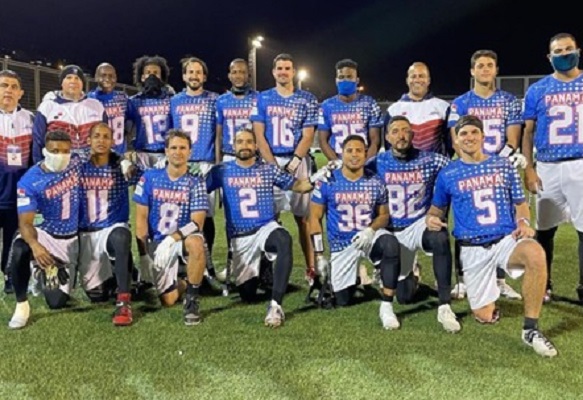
[143,75,163,97]
[230,84,251,96]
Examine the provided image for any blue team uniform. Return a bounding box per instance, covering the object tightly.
[523,74,583,162]
[17,159,81,236]
[170,90,219,162]
[318,94,383,156]
[87,90,129,155]
[206,161,295,238]
[127,91,171,153]
[432,156,525,245]
[132,168,208,242]
[367,149,449,229]
[311,169,388,252]
[250,88,319,155]
[448,90,523,155]
[216,90,257,156]
[79,155,140,230]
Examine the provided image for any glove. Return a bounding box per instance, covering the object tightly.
[351,227,375,251]
[316,255,330,280]
[154,236,178,270]
[120,159,137,181]
[500,144,528,169]
[188,162,201,176]
[34,264,69,291]
[139,255,155,283]
[284,154,302,174]
[154,156,167,169]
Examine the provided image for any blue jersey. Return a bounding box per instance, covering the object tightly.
[0,107,34,209]
[311,169,388,252]
[17,158,81,236]
[432,156,525,245]
[216,90,257,155]
[318,94,383,156]
[170,90,219,162]
[206,161,294,238]
[250,88,318,155]
[132,168,208,242]
[79,155,140,230]
[87,90,129,154]
[367,149,449,228]
[127,92,171,153]
[523,74,583,162]
[448,90,523,155]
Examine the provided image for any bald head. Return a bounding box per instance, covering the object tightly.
[95,63,117,93]
[406,62,431,100]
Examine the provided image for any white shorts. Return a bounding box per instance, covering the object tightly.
[274,155,312,217]
[78,223,129,291]
[394,218,429,279]
[460,235,528,310]
[536,159,583,231]
[230,221,283,286]
[136,151,166,170]
[330,229,390,292]
[194,161,216,217]
[18,229,79,295]
[148,233,204,294]
[222,154,236,163]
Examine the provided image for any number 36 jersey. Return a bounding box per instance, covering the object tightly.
[366,149,449,229]
[311,169,387,253]
[133,169,209,242]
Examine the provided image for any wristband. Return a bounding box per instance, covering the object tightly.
[516,217,530,227]
[311,233,324,253]
[177,222,200,239]
[286,154,302,173]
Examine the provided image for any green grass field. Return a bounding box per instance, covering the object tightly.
[1,154,582,400]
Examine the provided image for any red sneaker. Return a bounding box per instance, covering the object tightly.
[113,293,133,326]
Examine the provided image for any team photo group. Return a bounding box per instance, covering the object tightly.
[2,31,582,359]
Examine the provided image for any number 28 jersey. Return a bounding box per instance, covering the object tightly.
[133,169,208,242]
[311,169,387,253]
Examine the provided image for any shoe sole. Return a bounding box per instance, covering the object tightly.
[113,320,133,327]
[184,319,201,326]
[265,320,283,328]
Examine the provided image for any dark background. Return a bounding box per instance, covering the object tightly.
[2,0,582,100]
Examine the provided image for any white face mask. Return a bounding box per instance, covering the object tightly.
[42,148,71,172]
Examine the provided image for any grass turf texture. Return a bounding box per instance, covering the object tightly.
[1,152,582,400]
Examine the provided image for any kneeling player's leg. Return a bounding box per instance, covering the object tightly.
[183,235,206,325]
[44,288,70,309]
[422,229,452,304]
[238,277,259,303]
[334,285,357,307]
[264,228,293,305]
[85,278,116,303]
[370,234,401,329]
[203,217,216,276]
[106,227,132,294]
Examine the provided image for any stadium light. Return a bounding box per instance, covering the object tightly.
[249,35,264,90]
[297,69,308,90]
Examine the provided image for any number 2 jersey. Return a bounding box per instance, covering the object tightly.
[366,149,449,229]
[206,160,295,238]
[432,155,525,245]
[250,88,318,155]
[311,169,388,253]
[523,73,583,162]
[132,168,208,242]
[17,157,81,236]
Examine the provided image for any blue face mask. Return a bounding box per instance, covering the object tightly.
[550,51,580,72]
[336,80,358,96]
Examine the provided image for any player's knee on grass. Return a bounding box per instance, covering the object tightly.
[159,282,180,307]
[334,285,357,307]
[44,288,69,309]
[238,277,259,302]
[106,227,131,257]
[85,277,116,303]
[396,272,417,304]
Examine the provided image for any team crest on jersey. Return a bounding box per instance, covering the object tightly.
[135,176,146,196]
[17,188,26,197]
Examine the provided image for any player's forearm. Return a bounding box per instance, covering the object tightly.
[318,132,338,161]
[505,126,521,150]
[521,124,535,168]
[370,213,389,231]
[215,126,223,164]
[18,221,39,248]
[426,205,446,220]
[291,179,312,193]
[515,202,531,222]
[294,128,315,158]
[366,129,381,159]
[253,123,276,163]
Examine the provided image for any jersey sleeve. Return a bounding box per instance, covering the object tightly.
[16,179,38,214]
[310,179,328,205]
[365,156,378,174]
[508,163,526,205]
[317,104,331,131]
[189,176,209,213]
[273,164,295,190]
[216,99,225,126]
[432,169,451,208]
[447,96,465,128]
[132,173,150,205]
[369,99,384,128]
[507,95,524,126]
[249,93,265,123]
[205,164,223,193]
[376,180,388,206]
[522,85,538,121]
[303,94,319,127]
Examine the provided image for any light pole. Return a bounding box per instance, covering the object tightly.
[248,35,264,90]
[297,69,308,90]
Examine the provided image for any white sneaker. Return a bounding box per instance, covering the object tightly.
[9,301,30,329]
[522,329,558,358]
[379,301,400,330]
[451,282,467,299]
[437,304,461,333]
[359,264,372,286]
[498,280,522,300]
[216,268,228,282]
[264,301,285,328]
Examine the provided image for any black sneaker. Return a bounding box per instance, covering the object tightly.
[522,329,558,357]
[183,294,201,326]
[3,275,14,295]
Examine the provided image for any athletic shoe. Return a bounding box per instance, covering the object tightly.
[3,275,13,295]
[451,282,467,300]
[216,268,227,282]
[183,294,201,326]
[543,289,552,304]
[379,301,400,330]
[437,304,461,333]
[359,264,373,286]
[8,301,30,329]
[522,329,558,358]
[498,280,522,300]
[474,308,500,324]
[112,294,133,326]
[264,301,285,328]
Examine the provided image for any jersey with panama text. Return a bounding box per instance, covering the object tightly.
[87,90,129,154]
[127,92,171,153]
[216,90,257,155]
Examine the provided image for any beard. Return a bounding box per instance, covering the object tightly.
[236,150,255,160]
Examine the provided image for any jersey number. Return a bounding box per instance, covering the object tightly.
[111,115,125,146]
[472,188,497,225]
[548,104,583,145]
[181,114,199,144]
[143,115,167,144]
[239,188,259,218]
[157,203,180,235]
[332,123,366,154]
[338,204,372,232]
[87,189,109,223]
[387,183,424,219]
[226,118,250,146]
[271,116,294,147]
[481,119,503,153]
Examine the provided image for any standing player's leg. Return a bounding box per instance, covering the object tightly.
[0,210,18,294]
[7,238,33,328]
[263,228,293,328]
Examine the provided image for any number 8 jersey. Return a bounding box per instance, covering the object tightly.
[311,169,387,253]
[132,169,209,242]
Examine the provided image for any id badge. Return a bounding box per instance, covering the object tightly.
[7,144,23,167]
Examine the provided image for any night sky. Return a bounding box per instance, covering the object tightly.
[2,0,582,101]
